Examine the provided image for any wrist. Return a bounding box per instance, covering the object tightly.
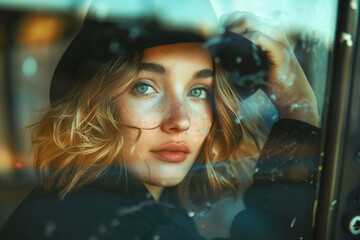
[279,106,319,127]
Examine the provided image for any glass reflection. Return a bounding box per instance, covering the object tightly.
[0,0,338,239]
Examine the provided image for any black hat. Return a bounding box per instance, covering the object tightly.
[50,4,269,103]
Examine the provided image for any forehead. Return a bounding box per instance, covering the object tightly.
[142,42,213,67]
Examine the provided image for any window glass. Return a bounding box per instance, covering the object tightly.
[0,0,338,239]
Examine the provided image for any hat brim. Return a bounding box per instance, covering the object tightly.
[50,19,269,103]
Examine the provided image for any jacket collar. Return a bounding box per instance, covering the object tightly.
[89,165,181,207]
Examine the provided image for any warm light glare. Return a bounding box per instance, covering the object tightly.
[17,14,65,45]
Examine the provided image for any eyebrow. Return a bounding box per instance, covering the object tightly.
[139,62,213,79]
[193,69,213,79]
[139,63,166,74]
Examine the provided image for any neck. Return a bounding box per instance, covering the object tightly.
[143,183,164,201]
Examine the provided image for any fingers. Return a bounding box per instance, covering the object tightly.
[222,11,289,47]
[223,12,294,81]
[221,12,319,126]
[241,31,291,67]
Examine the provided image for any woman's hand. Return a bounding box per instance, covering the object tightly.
[222,12,319,127]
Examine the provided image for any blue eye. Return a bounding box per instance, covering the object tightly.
[132,82,156,95]
[136,85,149,94]
[189,88,207,99]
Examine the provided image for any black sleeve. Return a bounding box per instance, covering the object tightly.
[0,187,205,240]
[0,188,152,240]
[231,119,320,240]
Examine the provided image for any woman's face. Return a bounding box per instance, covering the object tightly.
[116,42,214,187]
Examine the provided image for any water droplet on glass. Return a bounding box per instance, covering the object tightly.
[146,192,152,199]
[111,218,120,227]
[350,0,358,10]
[22,57,37,77]
[43,221,56,238]
[270,93,277,101]
[331,200,337,211]
[188,211,195,218]
[198,128,209,133]
[341,32,353,47]
[290,103,301,111]
[254,167,259,173]
[279,75,286,82]
[129,28,140,39]
[236,56,242,64]
[290,217,297,228]
[235,115,243,124]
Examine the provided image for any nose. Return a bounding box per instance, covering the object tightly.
[161,99,191,133]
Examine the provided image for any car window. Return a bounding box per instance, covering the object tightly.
[0,0,341,239]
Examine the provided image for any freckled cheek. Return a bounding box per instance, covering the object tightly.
[119,101,162,128]
[190,104,213,134]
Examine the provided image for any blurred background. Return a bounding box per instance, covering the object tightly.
[0,0,338,229]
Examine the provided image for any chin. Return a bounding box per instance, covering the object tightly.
[126,162,193,188]
[147,172,188,187]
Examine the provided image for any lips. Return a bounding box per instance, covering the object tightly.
[151,143,190,163]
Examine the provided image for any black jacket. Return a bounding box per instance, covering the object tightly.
[0,119,319,240]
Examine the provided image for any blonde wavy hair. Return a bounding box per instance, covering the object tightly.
[32,50,266,206]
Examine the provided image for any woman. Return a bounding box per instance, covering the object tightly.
[0,8,319,240]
